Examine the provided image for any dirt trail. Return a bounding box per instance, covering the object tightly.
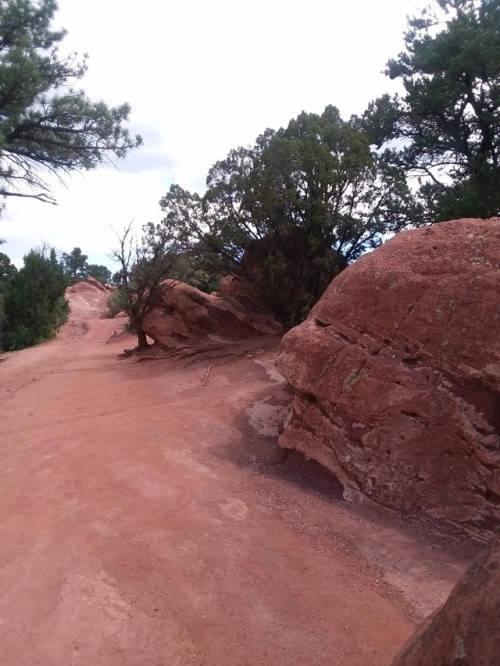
[0,291,474,665]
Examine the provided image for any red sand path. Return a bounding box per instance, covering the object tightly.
[0,288,473,665]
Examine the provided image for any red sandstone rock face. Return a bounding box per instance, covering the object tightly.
[392,533,500,665]
[65,281,109,319]
[69,281,99,294]
[217,275,245,299]
[142,280,282,348]
[86,276,108,292]
[275,218,500,542]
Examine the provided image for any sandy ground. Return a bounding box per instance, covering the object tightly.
[0,288,476,665]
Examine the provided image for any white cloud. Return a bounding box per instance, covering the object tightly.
[1,0,426,266]
[2,168,171,268]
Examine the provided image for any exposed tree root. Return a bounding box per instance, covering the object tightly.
[117,348,135,359]
[124,336,281,366]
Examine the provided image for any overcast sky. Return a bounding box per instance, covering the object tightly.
[1,0,426,269]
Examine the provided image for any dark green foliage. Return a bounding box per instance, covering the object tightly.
[169,253,221,294]
[0,248,17,348]
[364,0,500,222]
[0,249,16,285]
[86,264,111,285]
[61,248,112,284]
[2,246,69,350]
[105,288,128,318]
[160,106,414,327]
[0,0,142,205]
[61,246,87,281]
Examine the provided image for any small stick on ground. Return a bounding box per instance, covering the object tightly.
[106,330,118,344]
[202,364,215,387]
[107,329,128,345]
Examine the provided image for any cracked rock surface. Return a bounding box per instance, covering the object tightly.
[276,218,500,543]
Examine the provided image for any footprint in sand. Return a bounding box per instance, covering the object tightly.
[218,498,248,521]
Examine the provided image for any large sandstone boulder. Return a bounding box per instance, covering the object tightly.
[275,218,500,542]
[392,533,500,665]
[142,280,282,348]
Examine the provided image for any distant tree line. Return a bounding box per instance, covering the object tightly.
[61,247,112,285]
[0,243,113,351]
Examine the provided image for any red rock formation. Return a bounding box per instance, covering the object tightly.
[142,280,282,349]
[66,280,110,319]
[69,281,99,293]
[275,218,500,542]
[392,533,500,665]
[217,275,245,299]
[86,275,108,292]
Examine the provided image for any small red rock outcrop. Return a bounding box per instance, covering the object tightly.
[65,280,110,320]
[275,218,500,542]
[86,275,108,292]
[142,280,282,349]
[392,533,500,665]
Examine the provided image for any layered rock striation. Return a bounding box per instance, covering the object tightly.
[142,280,282,349]
[276,218,500,542]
